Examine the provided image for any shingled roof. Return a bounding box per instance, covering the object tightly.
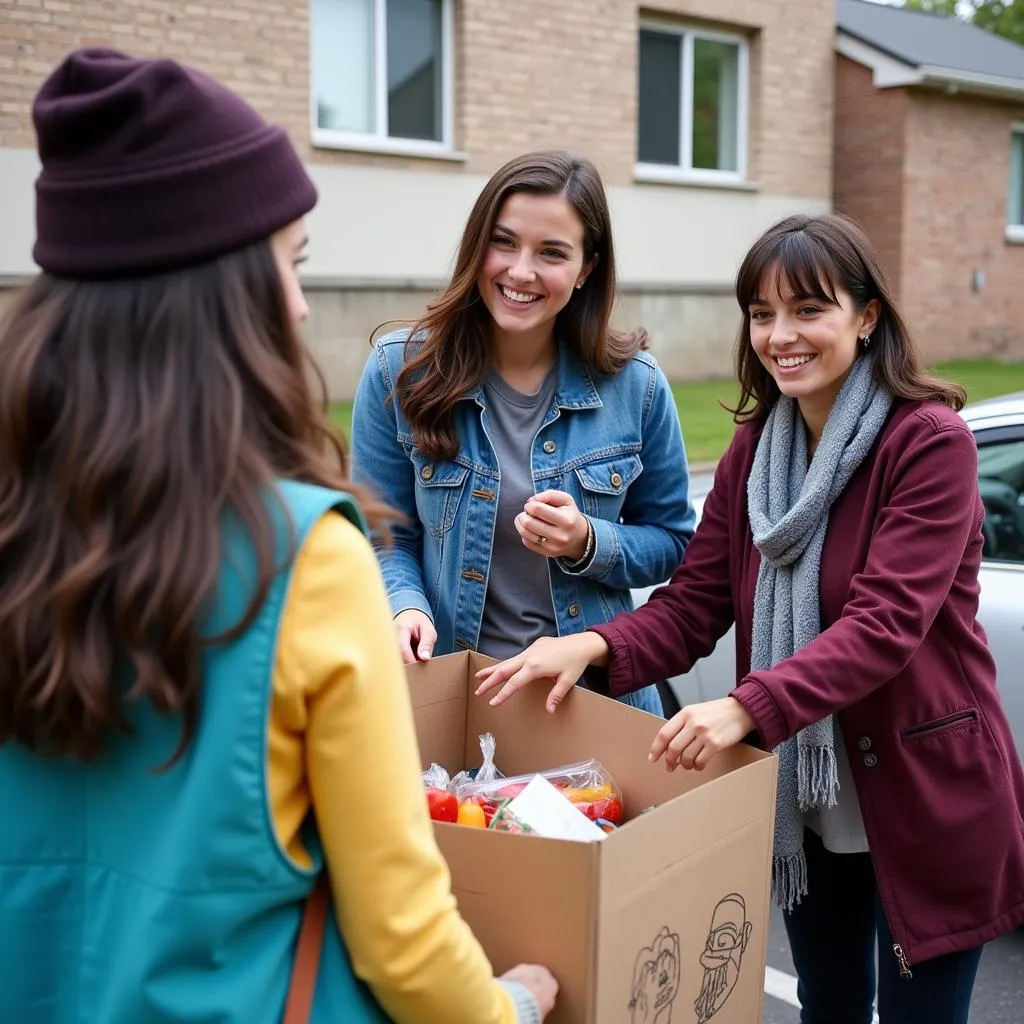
[837,0,1024,97]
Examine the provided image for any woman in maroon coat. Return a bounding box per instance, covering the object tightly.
[477,214,1024,1024]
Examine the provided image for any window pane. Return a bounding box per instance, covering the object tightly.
[977,439,1024,564]
[638,29,681,166]
[387,0,443,141]
[1008,133,1024,226]
[311,0,375,134]
[692,38,740,172]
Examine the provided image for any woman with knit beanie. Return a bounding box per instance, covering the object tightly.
[0,48,556,1024]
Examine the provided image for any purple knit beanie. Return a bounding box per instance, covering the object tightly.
[32,47,317,277]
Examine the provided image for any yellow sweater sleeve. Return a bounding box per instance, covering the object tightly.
[268,512,518,1024]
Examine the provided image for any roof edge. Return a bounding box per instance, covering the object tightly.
[837,30,1024,100]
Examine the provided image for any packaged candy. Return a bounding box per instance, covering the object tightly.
[457,801,487,828]
[457,758,623,827]
[422,762,458,823]
[488,800,534,834]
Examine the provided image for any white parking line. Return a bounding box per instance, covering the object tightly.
[764,966,879,1023]
[764,965,799,1007]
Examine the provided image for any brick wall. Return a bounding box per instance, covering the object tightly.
[900,90,1024,360]
[1,0,834,190]
[832,56,907,296]
[460,0,834,192]
[833,59,1024,361]
[636,0,834,196]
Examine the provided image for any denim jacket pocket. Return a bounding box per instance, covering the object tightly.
[574,453,643,519]
[409,451,469,538]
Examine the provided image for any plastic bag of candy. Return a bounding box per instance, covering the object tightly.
[456,758,623,827]
[421,762,457,823]
[423,734,503,826]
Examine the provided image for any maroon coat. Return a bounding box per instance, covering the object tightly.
[593,400,1024,965]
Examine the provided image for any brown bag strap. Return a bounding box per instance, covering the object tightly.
[283,876,331,1024]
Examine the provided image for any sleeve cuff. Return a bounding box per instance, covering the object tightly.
[498,980,542,1024]
[387,588,432,620]
[588,622,640,700]
[556,517,598,576]
[730,676,788,750]
[576,515,618,580]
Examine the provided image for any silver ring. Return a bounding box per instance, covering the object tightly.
[536,534,546,544]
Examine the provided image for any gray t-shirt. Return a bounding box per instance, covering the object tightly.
[477,368,559,660]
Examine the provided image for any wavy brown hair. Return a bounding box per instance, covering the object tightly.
[732,212,965,422]
[395,149,646,458]
[0,242,390,764]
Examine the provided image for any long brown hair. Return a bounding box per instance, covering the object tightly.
[732,213,964,422]
[396,149,645,459]
[0,242,390,763]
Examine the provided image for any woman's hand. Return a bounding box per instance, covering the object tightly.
[393,609,437,665]
[474,632,610,712]
[515,489,590,561]
[501,964,559,1018]
[649,697,756,771]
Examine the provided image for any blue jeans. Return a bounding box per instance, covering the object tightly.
[783,829,983,1024]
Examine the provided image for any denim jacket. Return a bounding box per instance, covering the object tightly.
[351,331,696,714]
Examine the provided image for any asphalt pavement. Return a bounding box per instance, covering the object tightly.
[761,905,1024,1023]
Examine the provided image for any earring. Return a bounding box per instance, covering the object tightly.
[861,334,872,349]
[575,281,584,290]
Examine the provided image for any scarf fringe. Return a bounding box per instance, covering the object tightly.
[797,744,839,811]
[772,850,809,912]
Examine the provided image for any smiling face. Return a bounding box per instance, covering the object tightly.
[747,262,878,426]
[475,191,591,348]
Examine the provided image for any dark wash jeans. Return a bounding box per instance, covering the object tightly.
[782,829,984,1024]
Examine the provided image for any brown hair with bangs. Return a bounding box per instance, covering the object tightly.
[393,149,646,459]
[0,241,391,765]
[732,213,964,423]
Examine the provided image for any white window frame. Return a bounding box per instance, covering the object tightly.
[1006,123,1024,243]
[310,0,460,160]
[635,20,749,188]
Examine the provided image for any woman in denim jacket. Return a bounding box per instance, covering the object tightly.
[352,150,694,716]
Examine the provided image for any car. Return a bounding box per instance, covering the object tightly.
[634,392,1024,761]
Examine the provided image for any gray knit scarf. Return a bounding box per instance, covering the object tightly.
[747,354,891,910]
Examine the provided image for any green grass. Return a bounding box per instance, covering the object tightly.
[931,359,1024,402]
[329,358,1024,466]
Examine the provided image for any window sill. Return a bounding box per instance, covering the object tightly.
[311,129,468,162]
[633,163,759,191]
[1004,225,1024,245]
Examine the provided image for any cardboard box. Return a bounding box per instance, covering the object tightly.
[408,652,779,1024]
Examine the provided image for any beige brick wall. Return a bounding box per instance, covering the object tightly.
[832,56,907,296]
[900,90,1024,361]
[638,0,834,196]
[461,0,834,193]
[1,0,834,190]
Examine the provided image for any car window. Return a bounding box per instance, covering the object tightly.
[976,436,1024,565]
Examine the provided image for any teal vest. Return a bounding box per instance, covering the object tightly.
[0,481,391,1024]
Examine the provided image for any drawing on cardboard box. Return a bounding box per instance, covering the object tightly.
[627,925,680,1023]
[694,893,753,1023]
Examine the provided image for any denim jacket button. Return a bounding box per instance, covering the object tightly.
[420,465,434,481]
[543,440,557,454]
[568,604,580,617]
[610,472,623,488]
